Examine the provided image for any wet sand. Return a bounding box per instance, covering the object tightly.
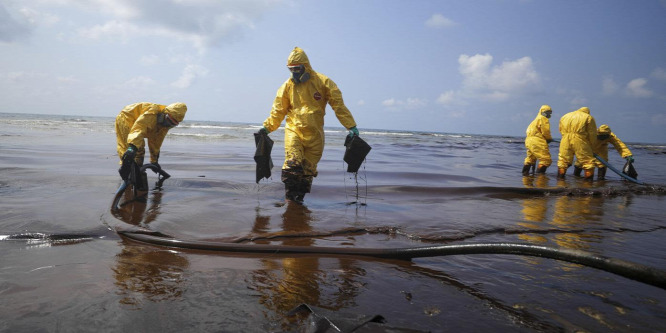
[1,113,665,332]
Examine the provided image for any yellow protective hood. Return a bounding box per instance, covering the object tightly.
[578,107,590,114]
[598,124,611,135]
[287,47,313,71]
[165,102,187,122]
[539,105,552,113]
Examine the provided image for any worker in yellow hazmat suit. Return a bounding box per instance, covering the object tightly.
[556,107,597,179]
[260,47,358,203]
[522,105,553,175]
[115,102,187,180]
[573,124,633,180]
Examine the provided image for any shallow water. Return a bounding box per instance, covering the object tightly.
[1,112,665,332]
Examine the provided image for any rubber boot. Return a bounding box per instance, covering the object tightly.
[296,176,313,203]
[584,169,594,181]
[285,185,303,204]
[522,164,534,176]
[597,167,607,180]
[536,164,548,173]
[557,168,567,179]
[573,166,583,177]
[282,169,303,204]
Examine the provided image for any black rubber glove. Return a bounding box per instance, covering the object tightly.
[118,145,137,180]
[121,145,137,162]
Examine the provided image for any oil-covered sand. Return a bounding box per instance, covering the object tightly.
[1,113,665,332]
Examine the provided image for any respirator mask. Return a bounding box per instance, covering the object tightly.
[288,64,310,83]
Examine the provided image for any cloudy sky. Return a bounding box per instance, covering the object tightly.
[2,0,666,143]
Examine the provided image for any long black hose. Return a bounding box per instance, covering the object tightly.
[111,163,170,209]
[111,163,665,289]
[117,231,666,289]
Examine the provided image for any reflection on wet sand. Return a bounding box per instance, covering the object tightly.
[519,175,550,244]
[112,245,189,306]
[111,189,190,307]
[520,175,607,273]
[249,202,363,328]
[111,190,163,227]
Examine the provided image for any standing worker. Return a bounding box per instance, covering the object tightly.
[259,47,359,204]
[115,102,187,180]
[573,124,634,180]
[556,107,597,179]
[522,105,554,175]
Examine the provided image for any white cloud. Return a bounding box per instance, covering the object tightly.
[425,14,456,28]
[458,53,540,101]
[446,109,467,118]
[570,96,587,106]
[19,6,59,25]
[602,76,619,95]
[124,76,156,88]
[381,97,427,110]
[436,91,455,105]
[625,78,653,98]
[78,20,139,43]
[73,0,282,53]
[382,98,396,107]
[140,55,160,66]
[434,54,539,111]
[651,67,666,81]
[57,76,78,83]
[406,98,426,108]
[0,3,33,42]
[5,71,46,82]
[171,64,209,88]
[484,91,510,102]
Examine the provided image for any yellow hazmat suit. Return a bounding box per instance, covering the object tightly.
[575,124,633,169]
[263,47,357,199]
[557,107,597,175]
[523,105,553,171]
[115,102,187,164]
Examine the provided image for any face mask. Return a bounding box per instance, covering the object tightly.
[541,111,552,118]
[289,65,310,84]
[157,113,178,128]
[597,134,609,141]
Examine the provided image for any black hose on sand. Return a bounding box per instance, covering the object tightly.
[118,231,666,289]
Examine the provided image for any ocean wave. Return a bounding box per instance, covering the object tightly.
[168,132,238,140]
[181,124,256,130]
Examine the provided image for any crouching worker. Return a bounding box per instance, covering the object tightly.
[573,124,633,180]
[522,105,553,175]
[115,102,187,182]
[259,47,359,204]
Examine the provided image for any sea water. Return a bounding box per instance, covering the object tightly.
[1,112,665,332]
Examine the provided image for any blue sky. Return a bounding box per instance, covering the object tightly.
[2,0,666,143]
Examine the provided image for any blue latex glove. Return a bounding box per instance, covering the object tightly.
[348,126,359,137]
[625,155,634,163]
